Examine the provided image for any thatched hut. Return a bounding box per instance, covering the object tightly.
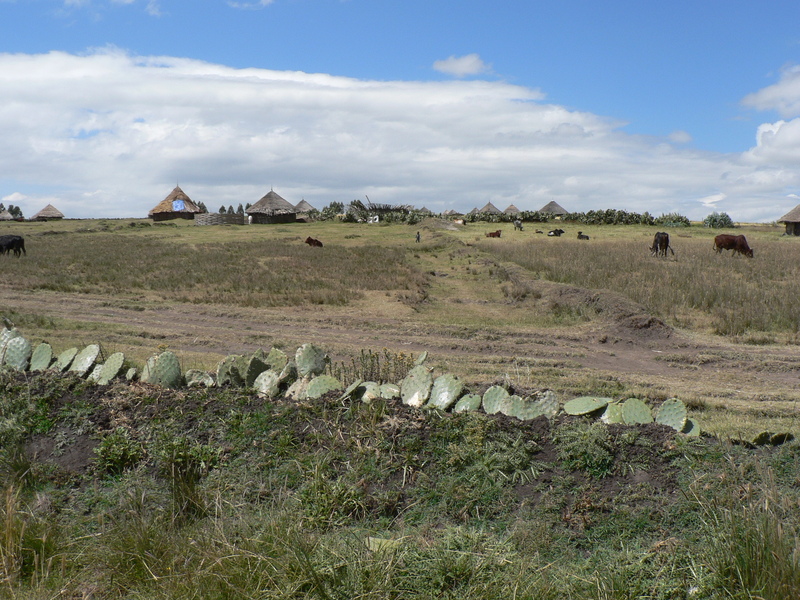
[503,204,521,215]
[539,201,568,216]
[31,204,65,221]
[778,205,800,235]
[442,209,463,217]
[0,210,13,221]
[148,187,201,221]
[294,199,316,214]
[247,190,297,224]
[478,202,502,215]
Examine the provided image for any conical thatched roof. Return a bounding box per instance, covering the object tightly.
[778,204,800,223]
[0,210,13,221]
[148,187,201,217]
[294,199,316,213]
[503,204,520,215]
[442,209,463,216]
[466,207,479,215]
[418,206,432,214]
[32,204,65,220]
[539,201,568,215]
[478,202,502,214]
[247,190,296,215]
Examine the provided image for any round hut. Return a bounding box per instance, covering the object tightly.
[31,204,65,221]
[148,187,202,222]
[247,190,297,224]
[539,201,569,217]
[778,204,800,236]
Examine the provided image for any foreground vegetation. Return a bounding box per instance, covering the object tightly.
[2,369,800,599]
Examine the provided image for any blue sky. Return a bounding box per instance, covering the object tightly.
[2,0,800,220]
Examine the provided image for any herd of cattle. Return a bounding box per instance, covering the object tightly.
[0,235,25,257]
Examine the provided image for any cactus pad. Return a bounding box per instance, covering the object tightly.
[96,352,126,385]
[339,378,365,401]
[655,398,687,432]
[681,419,700,437]
[563,396,610,416]
[69,344,100,377]
[770,432,794,446]
[622,398,653,424]
[531,390,560,418]
[482,385,510,415]
[600,402,624,424]
[185,369,215,388]
[306,375,342,399]
[400,365,433,407]
[29,343,54,372]
[254,369,282,398]
[414,351,428,365]
[216,355,244,387]
[359,381,382,403]
[295,343,328,377]
[241,355,269,387]
[265,347,288,371]
[380,383,401,400]
[508,395,544,421]
[453,393,482,413]
[52,347,78,372]
[125,367,138,381]
[1,335,31,371]
[285,376,310,401]
[427,374,464,410]
[87,364,104,383]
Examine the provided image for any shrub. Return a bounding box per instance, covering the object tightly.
[654,212,691,227]
[703,211,734,228]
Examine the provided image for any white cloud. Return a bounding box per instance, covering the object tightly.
[699,192,725,207]
[227,0,276,8]
[668,130,692,144]
[433,54,491,78]
[742,65,800,118]
[0,49,795,222]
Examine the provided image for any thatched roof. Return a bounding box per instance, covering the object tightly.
[442,209,463,216]
[539,201,568,215]
[247,190,296,215]
[466,207,479,215]
[418,207,432,214]
[778,204,800,223]
[294,199,316,213]
[32,204,65,220]
[148,187,201,217]
[478,202,502,214]
[0,210,13,221]
[503,204,520,215]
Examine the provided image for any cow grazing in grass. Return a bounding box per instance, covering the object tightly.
[513,219,524,231]
[548,228,565,237]
[0,235,25,257]
[713,234,753,258]
[577,231,590,240]
[485,230,502,238]
[304,236,323,248]
[650,231,674,257]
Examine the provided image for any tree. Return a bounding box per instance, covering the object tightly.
[236,204,244,215]
[197,201,208,213]
[219,206,227,214]
[703,211,734,228]
[228,205,235,215]
[8,205,22,219]
[320,201,345,221]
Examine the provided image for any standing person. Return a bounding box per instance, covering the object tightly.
[416,231,421,243]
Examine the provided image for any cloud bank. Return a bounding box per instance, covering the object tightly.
[0,49,797,221]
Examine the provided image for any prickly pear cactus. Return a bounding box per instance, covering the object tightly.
[482,385,510,415]
[427,374,464,410]
[0,327,19,349]
[380,383,401,400]
[96,352,125,385]
[155,351,183,388]
[339,378,365,401]
[563,396,610,416]
[254,369,282,398]
[185,369,215,388]
[69,344,100,377]
[278,361,297,387]
[359,381,382,403]
[1,335,31,371]
[87,364,104,383]
[622,398,653,425]
[306,375,342,400]
[216,355,244,387]
[454,393,482,413]
[509,396,546,421]
[752,431,772,446]
[655,398,687,431]
[414,351,428,365]
[52,347,78,372]
[682,419,700,437]
[125,367,138,381]
[265,347,288,371]
[295,343,328,377]
[531,390,560,418]
[285,376,310,401]
[600,402,625,424]
[400,365,434,408]
[29,343,54,372]
[770,432,794,446]
[242,355,268,387]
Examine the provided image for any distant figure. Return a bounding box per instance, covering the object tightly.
[416,231,421,243]
[485,230,502,238]
[513,219,524,231]
[248,215,253,225]
[577,231,590,240]
[304,236,323,247]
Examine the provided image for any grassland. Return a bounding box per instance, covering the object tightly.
[2,217,800,598]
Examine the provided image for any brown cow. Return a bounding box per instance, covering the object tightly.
[713,234,753,258]
[304,236,323,247]
[485,230,502,238]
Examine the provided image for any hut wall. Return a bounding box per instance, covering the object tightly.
[250,213,296,224]
[195,213,245,226]
[151,212,196,222]
[785,222,800,236]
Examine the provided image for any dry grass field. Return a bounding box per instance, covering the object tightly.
[0,217,799,439]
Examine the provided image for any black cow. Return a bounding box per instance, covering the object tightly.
[650,231,674,257]
[577,231,590,240]
[547,228,565,237]
[713,234,753,258]
[0,235,25,257]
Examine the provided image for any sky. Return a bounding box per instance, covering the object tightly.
[1,1,800,221]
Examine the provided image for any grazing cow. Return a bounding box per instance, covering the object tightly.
[304,236,323,248]
[453,219,466,226]
[577,231,590,240]
[650,231,674,257]
[0,235,25,257]
[547,228,565,237]
[485,230,502,238]
[513,219,524,231]
[713,234,753,258]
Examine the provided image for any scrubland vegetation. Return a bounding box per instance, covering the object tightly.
[0,217,799,598]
